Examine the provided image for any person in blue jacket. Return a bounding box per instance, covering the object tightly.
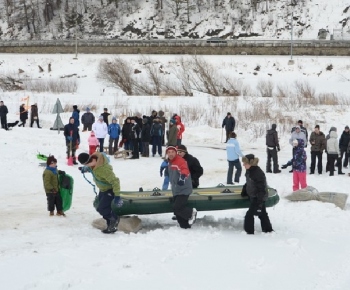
[226,131,244,184]
[160,159,169,190]
[108,117,121,155]
[71,105,80,128]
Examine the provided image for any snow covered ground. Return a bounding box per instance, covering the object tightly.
[0,53,350,290]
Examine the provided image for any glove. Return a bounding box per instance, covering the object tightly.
[277,146,280,152]
[113,196,124,208]
[254,204,263,216]
[58,170,66,175]
[177,174,186,186]
[67,136,73,141]
[281,164,288,169]
[241,184,248,197]
[78,166,89,173]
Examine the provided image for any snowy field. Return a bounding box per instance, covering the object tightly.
[0,54,350,290]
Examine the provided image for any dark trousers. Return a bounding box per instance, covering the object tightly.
[98,138,104,152]
[132,139,139,158]
[173,195,192,229]
[108,137,119,155]
[244,201,273,234]
[66,141,77,159]
[83,124,92,131]
[340,147,349,167]
[266,148,279,172]
[225,130,230,142]
[1,116,8,130]
[152,136,162,156]
[227,159,242,183]
[19,119,27,127]
[30,118,40,128]
[310,151,323,174]
[142,142,149,157]
[46,192,63,212]
[97,189,117,223]
[177,139,182,146]
[327,153,341,175]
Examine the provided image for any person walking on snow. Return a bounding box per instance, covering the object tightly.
[177,145,204,188]
[64,117,79,165]
[108,117,121,155]
[222,112,236,143]
[226,132,244,184]
[0,101,9,130]
[241,154,273,235]
[265,123,281,173]
[92,116,108,152]
[292,139,307,191]
[88,131,100,155]
[42,156,66,216]
[166,146,197,229]
[309,125,326,174]
[78,152,123,234]
[18,103,28,127]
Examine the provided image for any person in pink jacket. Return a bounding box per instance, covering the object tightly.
[88,131,100,155]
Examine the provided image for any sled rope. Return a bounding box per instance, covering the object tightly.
[82,171,98,195]
[81,166,111,196]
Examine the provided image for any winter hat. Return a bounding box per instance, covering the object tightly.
[78,153,91,165]
[242,154,259,166]
[227,112,231,116]
[86,107,90,111]
[90,131,95,136]
[46,155,57,166]
[177,145,187,154]
[170,119,176,125]
[166,146,178,154]
[98,115,103,120]
[158,110,164,117]
[73,105,78,110]
[112,116,117,121]
[292,139,299,146]
[329,126,337,132]
[271,124,277,130]
[295,125,301,130]
[345,126,349,130]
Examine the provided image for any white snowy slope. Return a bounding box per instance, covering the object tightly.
[0,53,350,290]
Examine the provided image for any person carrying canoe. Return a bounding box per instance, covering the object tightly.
[166,146,197,229]
[241,154,274,235]
[78,152,123,234]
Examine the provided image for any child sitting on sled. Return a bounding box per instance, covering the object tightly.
[88,131,99,155]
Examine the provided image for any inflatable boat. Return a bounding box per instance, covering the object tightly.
[93,184,280,216]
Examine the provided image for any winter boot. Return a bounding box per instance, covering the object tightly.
[188,208,198,226]
[50,211,54,216]
[73,157,78,165]
[102,216,120,234]
[57,211,66,217]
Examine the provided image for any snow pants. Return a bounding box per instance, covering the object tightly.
[97,189,118,224]
[46,192,63,212]
[173,195,192,229]
[244,200,273,234]
[292,171,307,191]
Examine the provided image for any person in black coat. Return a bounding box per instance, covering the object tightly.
[129,118,141,159]
[339,126,350,168]
[0,101,9,130]
[19,104,28,127]
[222,112,236,143]
[265,123,281,173]
[63,117,79,164]
[121,117,133,152]
[177,145,204,188]
[241,154,273,235]
[101,108,110,126]
[141,118,151,157]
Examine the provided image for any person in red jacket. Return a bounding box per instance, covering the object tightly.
[166,146,197,229]
[174,115,185,146]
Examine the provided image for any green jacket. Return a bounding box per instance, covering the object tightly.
[43,169,59,194]
[91,152,120,196]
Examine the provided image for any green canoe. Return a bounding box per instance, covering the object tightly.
[93,184,279,216]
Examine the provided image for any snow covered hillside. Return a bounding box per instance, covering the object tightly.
[0,53,350,289]
[0,0,349,41]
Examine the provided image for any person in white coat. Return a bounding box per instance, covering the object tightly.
[92,116,108,152]
[326,130,345,176]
